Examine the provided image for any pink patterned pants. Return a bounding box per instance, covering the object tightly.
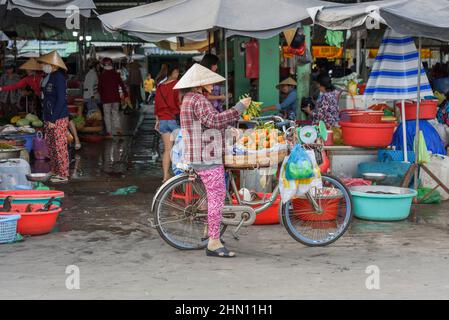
[45,117,69,177]
[197,165,226,239]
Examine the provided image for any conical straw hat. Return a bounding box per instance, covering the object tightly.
[174,63,225,90]
[37,50,67,71]
[283,28,298,47]
[19,58,41,71]
[276,77,297,89]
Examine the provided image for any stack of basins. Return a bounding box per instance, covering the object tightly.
[340,111,396,147]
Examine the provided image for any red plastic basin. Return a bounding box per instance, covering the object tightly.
[340,122,396,147]
[292,197,341,221]
[350,112,383,124]
[340,109,366,122]
[395,100,438,120]
[1,204,61,235]
[68,105,79,114]
[80,135,104,143]
[0,190,64,200]
[232,193,280,225]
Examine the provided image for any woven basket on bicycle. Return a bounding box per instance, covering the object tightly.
[224,149,288,169]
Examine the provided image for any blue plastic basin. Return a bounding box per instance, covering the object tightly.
[5,133,36,153]
[350,185,417,221]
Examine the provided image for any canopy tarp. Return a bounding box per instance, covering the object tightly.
[98,0,335,41]
[308,0,449,42]
[5,0,96,18]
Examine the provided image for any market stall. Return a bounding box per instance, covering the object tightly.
[308,0,449,220]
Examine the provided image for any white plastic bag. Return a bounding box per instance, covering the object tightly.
[296,150,323,196]
[279,156,298,204]
[171,130,190,175]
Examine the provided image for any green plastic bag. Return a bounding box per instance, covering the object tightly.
[285,144,314,180]
[417,188,441,204]
[109,185,138,195]
[414,131,430,164]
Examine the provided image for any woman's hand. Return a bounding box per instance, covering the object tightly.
[155,118,160,133]
[240,97,252,108]
[47,122,56,129]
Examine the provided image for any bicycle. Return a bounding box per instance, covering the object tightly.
[151,116,353,249]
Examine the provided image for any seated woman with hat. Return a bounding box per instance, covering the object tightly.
[175,63,251,258]
[276,77,298,120]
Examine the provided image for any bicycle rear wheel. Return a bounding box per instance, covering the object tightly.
[153,174,227,250]
[281,174,353,247]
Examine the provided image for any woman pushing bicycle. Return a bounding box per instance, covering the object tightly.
[174,63,251,258]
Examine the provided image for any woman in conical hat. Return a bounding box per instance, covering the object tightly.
[175,63,251,258]
[275,77,298,120]
[0,58,43,115]
[38,50,70,184]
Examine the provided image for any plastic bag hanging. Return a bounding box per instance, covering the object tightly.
[414,130,430,164]
[285,144,314,180]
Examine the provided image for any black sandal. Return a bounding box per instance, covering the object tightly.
[206,247,236,258]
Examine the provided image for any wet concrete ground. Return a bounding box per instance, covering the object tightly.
[1,109,449,299]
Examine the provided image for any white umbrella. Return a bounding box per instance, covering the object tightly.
[98,0,333,41]
[5,0,96,18]
[97,51,127,61]
[98,0,336,106]
[365,28,433,162]
[308,0,449,41]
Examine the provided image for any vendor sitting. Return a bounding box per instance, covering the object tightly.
[275,77,297,120]
[303,75,339,127]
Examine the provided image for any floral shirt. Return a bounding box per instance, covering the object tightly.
[312,90,340,127]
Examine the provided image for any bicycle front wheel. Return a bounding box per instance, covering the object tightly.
[153,174,226,250]
[281,174,353,247]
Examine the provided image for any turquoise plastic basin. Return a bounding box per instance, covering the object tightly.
[350,186,417,221]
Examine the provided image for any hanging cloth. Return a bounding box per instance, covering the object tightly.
[325,30,344,48]
[245,39,259,79]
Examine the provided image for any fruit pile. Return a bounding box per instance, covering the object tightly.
[240,94,263,121]
[11,113,43,128]
[238,127,286,150]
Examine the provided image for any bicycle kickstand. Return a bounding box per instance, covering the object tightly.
[231,217,246,241]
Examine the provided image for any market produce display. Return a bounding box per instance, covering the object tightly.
[240,94,263,120]
[72,115,85,130]
[10,113,43,128]
[237,126,285,150]
[76,110,104,134]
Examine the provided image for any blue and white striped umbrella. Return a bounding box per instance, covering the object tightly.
[365,28,433,100]
[365,28,433,162]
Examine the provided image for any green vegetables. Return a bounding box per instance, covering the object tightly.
[256,122,276,130]
[25,113,39,122]
[31,120,43,128]
[240,93,263,120]
[16,118,30,127]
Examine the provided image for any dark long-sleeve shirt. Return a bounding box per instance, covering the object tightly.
[42,70,68,123]
[98,69,127,104]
